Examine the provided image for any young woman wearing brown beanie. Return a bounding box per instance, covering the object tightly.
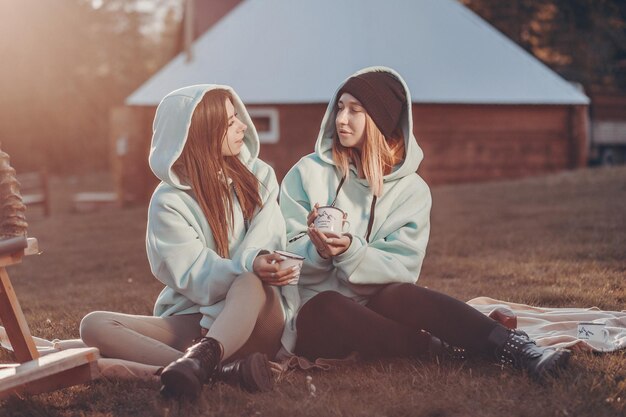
[279,66,570,379]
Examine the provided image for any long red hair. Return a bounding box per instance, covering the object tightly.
[176,89,262,258]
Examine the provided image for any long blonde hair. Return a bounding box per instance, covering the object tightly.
[332,113,405,197]
[176,89,262,258]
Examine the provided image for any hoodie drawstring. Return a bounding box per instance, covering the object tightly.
[330,175,346,207]
[288,175,377,244]
[231,183,250,233]
[365,196,376,243]
[334,175,376,243]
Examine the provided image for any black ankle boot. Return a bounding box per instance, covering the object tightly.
[160,337,223,398]
[215,352,273,392]
[488,326,570,379]
[428,334,467,361]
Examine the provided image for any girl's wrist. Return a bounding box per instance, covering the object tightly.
[316,247,330,259]
[256,249,270,257]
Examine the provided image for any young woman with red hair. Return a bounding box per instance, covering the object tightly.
[80,85,299,398]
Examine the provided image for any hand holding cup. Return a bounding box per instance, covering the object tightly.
[312,205,350,237]
[273,250,304,285]
[307,203,352,258]
[253,252,301,286]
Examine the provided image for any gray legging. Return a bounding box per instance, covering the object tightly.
[80,273,284,367]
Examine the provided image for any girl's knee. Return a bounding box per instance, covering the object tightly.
[80,311,113,347]
[228,272,267,308]
[383,282,414,294]
[367,283,421,313]
[376,282,420,301]
[298,291,349,325]
[308,291,347,308]
[232,271,264,292]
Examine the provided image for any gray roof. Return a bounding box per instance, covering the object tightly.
[127,0,590,106]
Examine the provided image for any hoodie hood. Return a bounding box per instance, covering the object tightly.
[314,66,423,182]
[149,84,260,190]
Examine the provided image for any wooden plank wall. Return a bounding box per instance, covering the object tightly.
[414,104,587,185]
[110,103,588,202]
[254,104,327,181]
[590,95,626,121]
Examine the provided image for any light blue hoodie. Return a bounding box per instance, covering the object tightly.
[280,67,431,307]
[147,84,299,354]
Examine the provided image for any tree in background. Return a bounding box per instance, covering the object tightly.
[461,0,626,94]
[1,0,625,176]
[0,0,181,174]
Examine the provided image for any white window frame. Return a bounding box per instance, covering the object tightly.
[247,108,280,143]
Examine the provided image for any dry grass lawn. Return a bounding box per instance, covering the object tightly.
[1,166,625,417]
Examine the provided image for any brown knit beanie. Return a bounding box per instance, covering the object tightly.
[338,71,406,137]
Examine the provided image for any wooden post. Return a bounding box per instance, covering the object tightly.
[184,0,195,62]
[569,105,590,168]
[0,266,39,363]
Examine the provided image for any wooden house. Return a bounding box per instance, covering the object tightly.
[111,0,589,203]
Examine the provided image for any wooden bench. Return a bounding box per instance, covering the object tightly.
[18,171,50,217]
[0,236,100,399]
[73,192,119,213]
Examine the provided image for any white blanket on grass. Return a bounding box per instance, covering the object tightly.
[0,328,85,359]
[1,298,625,366]
[468,297,626,353]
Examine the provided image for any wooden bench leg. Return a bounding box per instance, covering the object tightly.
[0,361,99,399]
[0,238,101,399]
[0,348,100,399]
[0,267,39,363]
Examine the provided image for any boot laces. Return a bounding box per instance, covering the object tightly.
[499,330,542,366]
[186,337,222,370]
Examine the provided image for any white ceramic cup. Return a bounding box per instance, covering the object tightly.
[577,322,609,343]
[273,250,304,285]
[314,206,350,237]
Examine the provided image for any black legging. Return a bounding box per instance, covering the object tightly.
[295,283,501,361]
